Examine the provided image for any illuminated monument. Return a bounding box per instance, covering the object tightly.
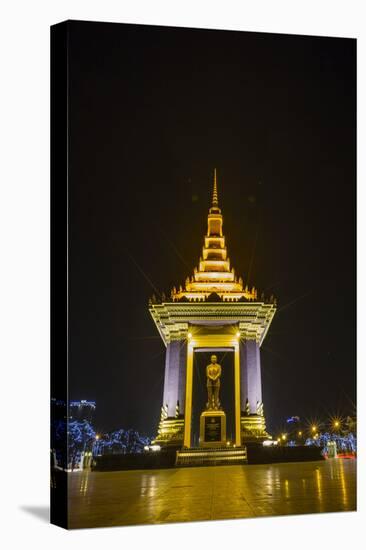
[149,171,276,450]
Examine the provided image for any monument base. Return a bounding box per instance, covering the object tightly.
[240,414,271,442]
[151,417,184,447]
[199,409,226,447]
[176,446,247,467]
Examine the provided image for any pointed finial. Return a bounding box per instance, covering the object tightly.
[212,168,218,207]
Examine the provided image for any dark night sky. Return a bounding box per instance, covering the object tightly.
[67,21,356,437]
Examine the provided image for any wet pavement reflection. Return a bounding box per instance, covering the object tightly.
[68,458,356,528]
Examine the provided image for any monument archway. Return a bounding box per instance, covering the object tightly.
[191,350,235,447]
[184,334,241,447]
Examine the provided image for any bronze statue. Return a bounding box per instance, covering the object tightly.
[206,354,222,410]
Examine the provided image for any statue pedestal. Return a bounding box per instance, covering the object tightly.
[199,410,226,447]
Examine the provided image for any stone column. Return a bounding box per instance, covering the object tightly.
[183,342,194,448]
[178,343,187,415]
[162,340,185,417]
[234,342,241,446]
[239,339,262,414]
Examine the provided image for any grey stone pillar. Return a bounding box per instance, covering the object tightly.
[178,342,187,415]
[239,339,263,414]
[162,340,185,417]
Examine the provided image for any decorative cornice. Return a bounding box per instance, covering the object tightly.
[149,301,276,346]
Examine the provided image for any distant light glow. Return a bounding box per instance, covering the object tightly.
[144,444,162,452]
[286,416,300,423]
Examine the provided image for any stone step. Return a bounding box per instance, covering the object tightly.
[176,446,247,467]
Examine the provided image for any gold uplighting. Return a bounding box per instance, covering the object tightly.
[149,170,277,448]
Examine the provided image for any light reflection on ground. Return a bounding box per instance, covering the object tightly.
[68,458,356,529]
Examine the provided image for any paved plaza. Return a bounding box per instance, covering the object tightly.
[68,458,356,529]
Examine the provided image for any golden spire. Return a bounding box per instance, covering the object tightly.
[170,170,257,303]
[212,168,218,207]
[210,168,221,215]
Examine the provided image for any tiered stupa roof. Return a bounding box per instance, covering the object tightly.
[171,170,258,302]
